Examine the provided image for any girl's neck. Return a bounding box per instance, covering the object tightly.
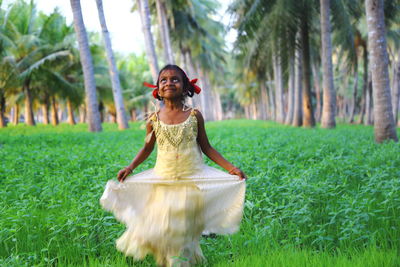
[163,99,183,111]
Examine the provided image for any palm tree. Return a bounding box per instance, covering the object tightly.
[32,47,84,126]
[0,7,17,127]
[393,54,400,124]
[95,0,129,129]
[298,4,316,128]
[292,41,303,127]
[136,0,159,82]
[273,52,285,123]
[365,0,398,142]
[230,0,316,126]
[70,0,102,132]
[32,10,79,125]
[230,0,367,125]
[320,0,336,128]
[155,0,174,64]
[2,0,40,126]
[285,51,295,125]
[165,0,226,120]
[2,1,71,126]
[0,58,19,127]
[117,53,152,119]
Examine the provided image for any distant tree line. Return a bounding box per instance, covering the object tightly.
[229,0,399,142]
[0,0,156,130]
[1,0,398,143]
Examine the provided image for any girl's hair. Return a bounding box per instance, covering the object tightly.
[155,64,196,101]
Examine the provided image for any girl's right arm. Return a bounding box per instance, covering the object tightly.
[117,120,156,182]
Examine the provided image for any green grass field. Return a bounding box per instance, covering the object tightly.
[1,121,399,266]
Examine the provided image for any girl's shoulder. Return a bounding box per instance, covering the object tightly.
[190,108,203,116]
[190,108,198,116]
[147,112,158,124]
[191,108,205,124]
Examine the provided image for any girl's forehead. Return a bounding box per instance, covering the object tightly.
[160,69,183,78]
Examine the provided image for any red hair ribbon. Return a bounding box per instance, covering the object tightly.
[190,79,201,94]
[143,82,157,88]
[143,82,159,99]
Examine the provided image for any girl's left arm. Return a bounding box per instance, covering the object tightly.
[195,110,247,180]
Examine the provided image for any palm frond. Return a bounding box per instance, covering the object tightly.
[19,50,70,79]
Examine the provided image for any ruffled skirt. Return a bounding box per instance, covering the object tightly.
[100,165,245,266]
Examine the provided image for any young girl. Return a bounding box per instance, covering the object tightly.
[100,64,246,267]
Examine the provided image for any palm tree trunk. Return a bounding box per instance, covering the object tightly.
[285,54,295,125]
[311,62,322,123]
[213,91,223,120]
[181,48,189,73]
[244,105,250,119]
[349,59,358,123]
[110,111,116,123]
[66,98,76,125]
[267,73,276,120]
[357,88,366,124]
[42,104,49,124]
[186,51,201,108]
[99,101,105,122]
[300,17,315,127]
[273,53,285,123]
[13,104,19,125]
[205,71,216,121]
[137,0,159,82]
[183,50,195,77]
[42,93,50,125]
[365,72,373,125]
[251,100,257,120]
[198,66,213,121]
[392,58,399,124]
[365,0,397,142]
[156,0,174,64]
[70,0,102,132]
[256,96,263,120]
[357,48,368,124]
[23,79,35,126]
[51,95,59,126]
[336,95,343,120]
[0,91,6,128]
[130,108,137,121]
[95,0,129,130]
[260,81,269,120]
[79,105,86,123]
[200,71,211,115]
[320,0,336,128]
[293,42,303,127]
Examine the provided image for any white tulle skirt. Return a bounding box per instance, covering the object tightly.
[100,165,245,266]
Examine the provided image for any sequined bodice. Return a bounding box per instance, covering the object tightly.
[151,110,198,151]
[150,110,204,178]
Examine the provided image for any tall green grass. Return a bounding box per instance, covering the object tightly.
[1,121,399,266]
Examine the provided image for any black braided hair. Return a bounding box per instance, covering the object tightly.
[155,65,196,101]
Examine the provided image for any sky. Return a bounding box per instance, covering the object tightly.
[2,0,235,55]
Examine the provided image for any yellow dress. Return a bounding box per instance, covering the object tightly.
[100,109,246,266]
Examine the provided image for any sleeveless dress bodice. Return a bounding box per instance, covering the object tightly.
[150,110,203,178]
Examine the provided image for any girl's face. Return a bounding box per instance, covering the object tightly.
[158,69,184,100]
